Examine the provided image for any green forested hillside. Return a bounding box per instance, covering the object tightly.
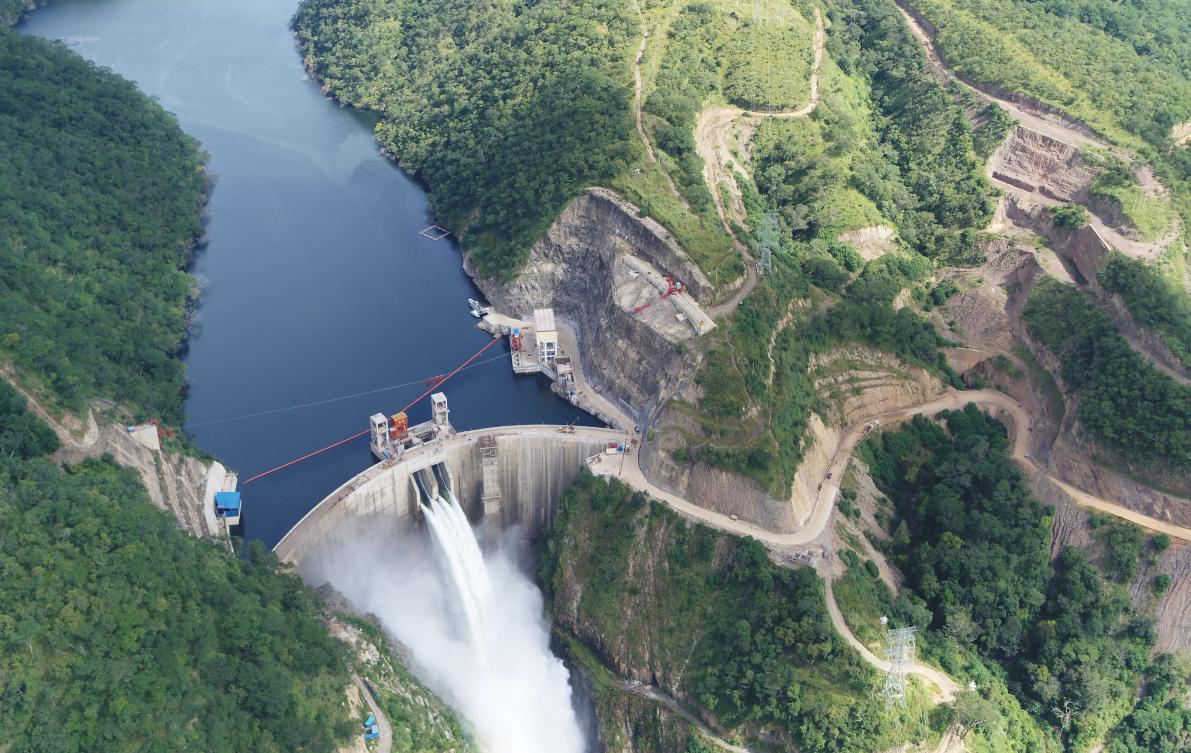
[1024,279,1191,473]
[908,0,1191,148]
[905,0,1191,251]
[855,406,1171,751]
[0,30,206,422]
[0,382,357,753]
[542,471,939,753]
[292,0,637,278]
[672,0,994,491]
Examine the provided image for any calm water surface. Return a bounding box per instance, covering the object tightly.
[21,0,593,546]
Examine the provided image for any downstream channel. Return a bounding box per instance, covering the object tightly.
[20,0,596,547]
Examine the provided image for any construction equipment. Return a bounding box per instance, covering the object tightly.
[556,417,579,434]
[633,277,684,314]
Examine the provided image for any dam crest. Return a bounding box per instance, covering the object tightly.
[273,417,627,567]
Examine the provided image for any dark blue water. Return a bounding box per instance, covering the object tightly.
[20,0,594,547]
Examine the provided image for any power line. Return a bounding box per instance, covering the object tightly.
[241,336,503,485]
[881,618,917,708]
[186,352,511,429]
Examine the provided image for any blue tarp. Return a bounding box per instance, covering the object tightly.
[215,491,241,516]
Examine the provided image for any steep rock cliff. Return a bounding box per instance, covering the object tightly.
[469,188,707,424]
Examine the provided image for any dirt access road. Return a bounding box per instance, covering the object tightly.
[823,579,960,703]
[698,7,826,319]
[352,674,392,753]
[630,0,689,210]
[595,388,1191,547]
[696,6,825,231]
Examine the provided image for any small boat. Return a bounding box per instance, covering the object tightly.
[468,298,489,318]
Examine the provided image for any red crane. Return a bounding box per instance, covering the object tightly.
[633,277,684,314]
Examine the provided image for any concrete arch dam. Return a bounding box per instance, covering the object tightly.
[273,425,626,567]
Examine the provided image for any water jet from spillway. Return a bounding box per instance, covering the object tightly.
[306,490,586,753]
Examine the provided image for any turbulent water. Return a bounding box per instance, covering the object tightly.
[310,495,586,753]
[421,492,494,653]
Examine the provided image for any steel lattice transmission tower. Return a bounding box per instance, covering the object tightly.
[880,617,917,708]
[756,210,780,275]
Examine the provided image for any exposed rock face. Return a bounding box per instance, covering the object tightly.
[990,127,1099,206]
[468,188,706,424]
[9,378,221,538]
[838,225,897,261]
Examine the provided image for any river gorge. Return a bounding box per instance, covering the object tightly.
[20,0,597,548]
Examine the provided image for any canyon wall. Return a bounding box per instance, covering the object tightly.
[469,188,707,426]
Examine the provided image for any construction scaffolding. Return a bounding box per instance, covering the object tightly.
[881,619,917,708]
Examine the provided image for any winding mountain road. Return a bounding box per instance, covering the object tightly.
[590,385,1189,706]
[699,7,826,318]
[630,0,689,210]
[595,388,1191,547]
[823,579,959,703]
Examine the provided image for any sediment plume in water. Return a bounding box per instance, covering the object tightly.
[306,493,585,753]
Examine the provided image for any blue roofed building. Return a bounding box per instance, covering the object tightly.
[214,491,241,526]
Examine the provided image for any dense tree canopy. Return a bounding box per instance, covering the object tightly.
[292,0,637,278]
[0,30,206,422]
[0,384,357,753]
[1024,279,1191,472]
[861,406,1053,658]
[860,407,1163,750]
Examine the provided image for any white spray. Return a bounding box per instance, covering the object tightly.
[421,491,493,653]
[307,490,586,753]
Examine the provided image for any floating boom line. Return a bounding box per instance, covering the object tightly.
[241,336,502,485]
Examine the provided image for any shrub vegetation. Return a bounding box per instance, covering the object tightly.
[0,383,357,752]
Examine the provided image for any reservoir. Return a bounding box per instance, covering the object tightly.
[19,0,595,547]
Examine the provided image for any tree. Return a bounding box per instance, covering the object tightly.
[953,689,1001,741]
[1052,203,1089,229]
